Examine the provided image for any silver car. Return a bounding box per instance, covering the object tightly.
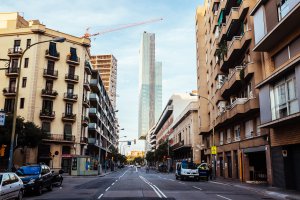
[0,172,23,200]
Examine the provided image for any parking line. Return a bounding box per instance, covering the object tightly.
[97,194,103,199]
[193,186,202,190]
[216,194,232,200]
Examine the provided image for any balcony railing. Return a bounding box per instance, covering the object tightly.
[8,47,23,56]
[65,74,79,82]
[43,133,75,142]
[66,55,80,65]
[62,113,76,121]
[83,79,91,91]
[5,68,19,76]
[40,110,55,119]
[43,69,58,78]
[80,137,88,144]
[64,93,78,101]
[45,49,60,60]
[41,89,58,98]
[82,115,89,126]
[82,95,90,107]
[3,87,16,95]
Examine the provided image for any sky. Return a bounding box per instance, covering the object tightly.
[1,0,203,153]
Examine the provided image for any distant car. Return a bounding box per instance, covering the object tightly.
[0,172,24,200]
[136,165,141,168]
[158,164,167,172]
[16,164,53,195]
[129,165,134,168]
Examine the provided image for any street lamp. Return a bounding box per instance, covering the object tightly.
[8,37,66,170]
[190,92,216,180]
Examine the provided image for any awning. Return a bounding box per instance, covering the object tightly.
[243,146,266,153]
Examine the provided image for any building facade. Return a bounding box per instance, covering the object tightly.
[0,12,92,171]
[88,70,118,171]
[195,0,272,184]
[251,0,300,190]
[91,54,117,109]
[138,31,162,139]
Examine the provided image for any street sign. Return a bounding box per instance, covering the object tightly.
[211,146,217,155]
[0,112,5,126]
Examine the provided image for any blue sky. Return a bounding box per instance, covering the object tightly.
[1,0,203,153]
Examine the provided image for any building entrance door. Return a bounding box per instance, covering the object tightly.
[61,158,71,175]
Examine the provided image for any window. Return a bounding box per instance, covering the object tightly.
[64,124,72,141]
[270,73,299,120]
[277,0,292,20]
[220,131,224,145]
[42,122,51,134]
[42,100,53,113]
[22,77,27,88]
[26,39,31,48]
[253,6,266,44]
[234,125,241,141]
[47,60,55,72]
[24,58,29,68]
[67,84,74,94]
[65,103,73,115]
[14,40,21,48]
[20,98,25,109]
[245,120,253,138]
[4,99,15,113]
[227,128,231,143]
[49,42,58,56]
[45,80,53,91]
[11,59,18,68]
[256,117,261,136]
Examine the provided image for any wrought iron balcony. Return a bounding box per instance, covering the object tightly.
[40,110,55,120]
[43,133,75,142]
[45,49,60,60]
[66,55,80,65]
[3,87,16,96]
[5,68,19,76]
[65,74,79,83]
[8,47,23,56]
[62,113,76,122]
[43,69,58,79]
[41,89,58,98]
[63,93,78,102]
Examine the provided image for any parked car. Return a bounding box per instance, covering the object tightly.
[175,161,199,181]
[16,164,53,195]
[198,163,209,181]
[0,172,24,200]
[158,164,167,172]
[51,169,63,187]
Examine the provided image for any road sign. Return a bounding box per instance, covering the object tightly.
[0,112,5,126]
[211,146,217,155]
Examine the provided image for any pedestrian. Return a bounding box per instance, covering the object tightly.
[146,165,150,173]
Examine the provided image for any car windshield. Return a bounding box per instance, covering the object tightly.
[182,162,197,169]
[17,166,41,175]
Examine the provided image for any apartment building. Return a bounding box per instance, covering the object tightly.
[196,0,272,183]
[251,0,300,190]
[91,54,117,109]
[0,12,92,173]
[88,70,118,170]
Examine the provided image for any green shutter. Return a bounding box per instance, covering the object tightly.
[218,10,224,26]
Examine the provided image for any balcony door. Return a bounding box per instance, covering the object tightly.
[9,79,16,91]
[42,100,53,113]
[49,42,57,56]
[11,58,18,69]
[65,103,73,115]
[64,124,72,141]
[45,80,53,92]
[47,61,55,75]
[67,84,74,95]
[13,40,21,52]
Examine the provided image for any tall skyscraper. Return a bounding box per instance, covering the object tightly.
[138,31,162,139]
[91,54,117,109]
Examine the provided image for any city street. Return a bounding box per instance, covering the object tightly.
[24,167,278,200]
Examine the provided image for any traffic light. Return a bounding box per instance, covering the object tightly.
[134,139,136,144]
[0,145,7,157]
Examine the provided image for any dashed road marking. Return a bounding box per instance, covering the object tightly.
[216,194,232,200]
[193,186,202,190]
[210,181,230,186]
[112,182,115,186]
[105,186,110,191]
[97,194,103,199]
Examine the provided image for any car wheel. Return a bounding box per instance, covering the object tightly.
[175,176,178,180]
[57,179,63,187]
[47,183,53,191]
[36,185,43,196]
[15,190,23,200]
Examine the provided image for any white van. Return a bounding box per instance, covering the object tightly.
[175,161,199,181]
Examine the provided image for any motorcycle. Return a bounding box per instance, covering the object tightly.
[52,169,64,187]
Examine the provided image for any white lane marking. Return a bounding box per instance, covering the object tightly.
[166,178,175,182]
[178,182,185,184]
[139,175,167,198]
[115,179,118,182]
[136,167,138,172]
[193,186,202,190]
[112,182,115,186]
[210,181,230,186]
[105,186,110,191]
[119,169,129,179]
[97,194,103,199]
[216,194,232,200]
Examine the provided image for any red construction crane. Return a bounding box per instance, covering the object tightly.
[82,18,163,39]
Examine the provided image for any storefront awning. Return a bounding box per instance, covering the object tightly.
[243,146,266,153]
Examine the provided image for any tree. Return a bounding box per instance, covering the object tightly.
[145,151,155,163]
[133,156,143,164]
[155,141,169,162]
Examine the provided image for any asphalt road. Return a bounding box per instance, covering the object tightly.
[24,167,279,200]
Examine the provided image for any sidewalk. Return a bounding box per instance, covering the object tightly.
[212,178,300,200]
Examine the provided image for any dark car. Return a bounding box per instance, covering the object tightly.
[16,164,53,195]
[158,164,167,172]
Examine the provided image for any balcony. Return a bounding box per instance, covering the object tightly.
[216,98,259,126]
[63,93,78,102]
[83,79,91,91]
[43,69,58,79]
[82,115,89,127]
[3,87,16,96]
[88,123,97,131]
[218,23,227,45]
[225,7,239,39]
[90,79,101,92]
[88,138,100,146]
[82,95,90,108]
[89,93,99,102]
[43,134,75,143]
[221,30,252,71]
[150,138,156,144]
[7,47,23,57]
[65,74,79,83]
[62,113,76,122]
[80,137,88,144]
[5,68,19,77]
[39,110,55,120]
[84,61,93,75]
[45,49,60,60]
[41,89,58,99]
[253,1,300,51]
[66,55,80,65]
[221,66,244,98]
[244,62,255,81]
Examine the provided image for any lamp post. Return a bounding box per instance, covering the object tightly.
[190,92,216,180]
[8,37,66,170]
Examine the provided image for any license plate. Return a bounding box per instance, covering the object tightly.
[189,176,194,178]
